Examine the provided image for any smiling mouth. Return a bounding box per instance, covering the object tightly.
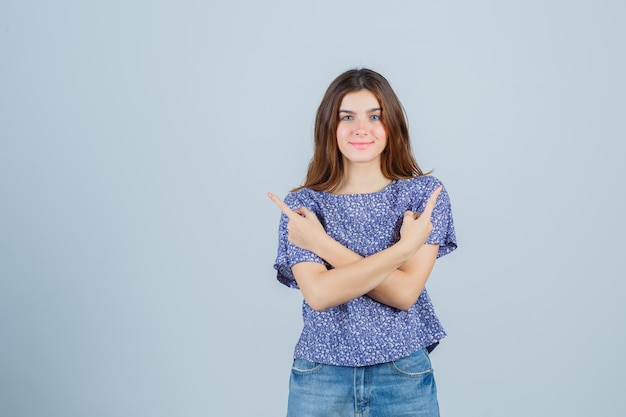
[349,142,373,149]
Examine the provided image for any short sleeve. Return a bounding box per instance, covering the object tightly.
[273,192,326,288]
[412,177,458,258]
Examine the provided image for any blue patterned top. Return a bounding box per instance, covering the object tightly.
[273,175,457,366]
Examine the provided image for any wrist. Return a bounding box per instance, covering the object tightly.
[395,238,417,263]
[314,232,335,256]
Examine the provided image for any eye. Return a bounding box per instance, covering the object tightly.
[341,115,353,121]
[370,114,381,121]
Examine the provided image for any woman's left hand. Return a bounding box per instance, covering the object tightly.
[268,193,327,253]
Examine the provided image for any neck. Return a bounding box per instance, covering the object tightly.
[335,162,391,195]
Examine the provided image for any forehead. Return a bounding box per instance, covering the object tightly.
[339,90,380,110]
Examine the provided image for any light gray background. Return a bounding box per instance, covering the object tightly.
[1,0,624,416]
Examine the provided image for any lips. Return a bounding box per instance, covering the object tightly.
[349,141,373,150]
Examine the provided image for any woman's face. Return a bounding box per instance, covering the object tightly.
[336,90,388,167]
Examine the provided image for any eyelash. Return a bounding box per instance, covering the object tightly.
[340,115,382,121]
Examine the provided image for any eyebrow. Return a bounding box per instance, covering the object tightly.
[338,107,382,114]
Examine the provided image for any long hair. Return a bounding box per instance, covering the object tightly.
[295,68,427,192]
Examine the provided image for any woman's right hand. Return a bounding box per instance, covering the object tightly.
[398,186,442,257]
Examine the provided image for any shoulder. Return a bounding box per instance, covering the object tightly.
[396,175,444,195]
[394,176,453,212]
[284,188,324,210]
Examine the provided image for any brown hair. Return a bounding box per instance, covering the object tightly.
[295,68,428,192]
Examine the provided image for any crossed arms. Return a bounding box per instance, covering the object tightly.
[268,187,442,312]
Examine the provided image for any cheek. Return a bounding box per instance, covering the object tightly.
[376,125,388,140]
[336,125,350,139]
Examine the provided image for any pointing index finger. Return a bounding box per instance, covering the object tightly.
[267,192,299,220]
[421,185,442,219]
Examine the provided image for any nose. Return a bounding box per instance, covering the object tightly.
[355,118,368,135]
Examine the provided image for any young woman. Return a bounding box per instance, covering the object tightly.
[268,68,457,417]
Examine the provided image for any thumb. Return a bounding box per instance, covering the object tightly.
[299,206,314,217]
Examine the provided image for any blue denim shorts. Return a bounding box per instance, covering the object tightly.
[286,349,439,417]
